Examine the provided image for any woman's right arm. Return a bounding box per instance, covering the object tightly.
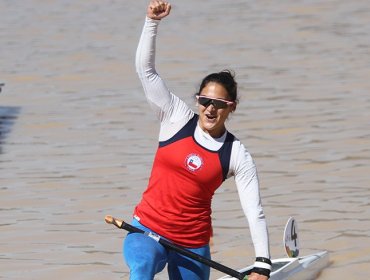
[135,17,170,118]
[136,1,194,140]
[135,1,173,120]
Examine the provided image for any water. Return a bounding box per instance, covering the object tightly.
[1,0,369,279]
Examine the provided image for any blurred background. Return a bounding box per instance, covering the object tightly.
[1,0,369,279]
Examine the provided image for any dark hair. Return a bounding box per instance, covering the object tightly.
[196,70,238,102]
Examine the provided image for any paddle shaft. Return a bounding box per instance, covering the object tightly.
[107,216,248,280]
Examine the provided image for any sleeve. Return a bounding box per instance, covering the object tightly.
[135,17,192,127]
[231,142,272,276]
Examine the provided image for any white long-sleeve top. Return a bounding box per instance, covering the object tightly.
[135,17,270,262]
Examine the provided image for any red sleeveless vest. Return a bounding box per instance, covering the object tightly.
[134,115,234,247]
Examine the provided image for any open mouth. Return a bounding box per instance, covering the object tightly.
[206,114,217,121]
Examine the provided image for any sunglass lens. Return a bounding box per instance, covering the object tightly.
[212,100,227,109]
[198,96,228,109]
[198,97,211,107]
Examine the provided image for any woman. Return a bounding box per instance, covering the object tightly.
[123,1,271,279]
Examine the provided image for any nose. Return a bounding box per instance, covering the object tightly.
[204,100,217,109]
[206,103,217,112]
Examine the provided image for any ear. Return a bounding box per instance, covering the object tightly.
[230,103,237,113]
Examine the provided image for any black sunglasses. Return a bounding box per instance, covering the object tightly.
[196,95,234,109]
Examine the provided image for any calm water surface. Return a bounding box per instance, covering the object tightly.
[1,0,369,279]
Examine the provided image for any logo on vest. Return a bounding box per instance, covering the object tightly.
[185,154,203,172]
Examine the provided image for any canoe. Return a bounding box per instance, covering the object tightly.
[217,250,329,280]
[217,217,329,280]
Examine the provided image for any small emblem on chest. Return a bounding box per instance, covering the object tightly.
[185,153,203,172]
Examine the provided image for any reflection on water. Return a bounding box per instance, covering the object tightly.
[1,0,369,279]
[0,106,21,154]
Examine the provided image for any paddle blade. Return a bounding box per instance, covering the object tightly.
[284,217,300,258]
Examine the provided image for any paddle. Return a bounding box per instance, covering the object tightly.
[283,217,300,258]
[105,215,249,280]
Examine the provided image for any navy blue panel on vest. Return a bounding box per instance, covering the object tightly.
[159,115,198,148]
[218,132,235,181]
[158,113,235,182]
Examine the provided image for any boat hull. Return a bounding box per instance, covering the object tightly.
[217,251,329,280]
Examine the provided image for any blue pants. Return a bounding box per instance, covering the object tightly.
[123,219,211,280]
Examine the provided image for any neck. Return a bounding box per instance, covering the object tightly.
[204,126,226,139]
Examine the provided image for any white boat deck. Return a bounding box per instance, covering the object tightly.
[217,251,329,280]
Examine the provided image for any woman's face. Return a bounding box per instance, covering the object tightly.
[197,82,236,138]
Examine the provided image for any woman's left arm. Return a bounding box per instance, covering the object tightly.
[232,142,271,279]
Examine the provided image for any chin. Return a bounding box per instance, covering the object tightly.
[203,122,216,131]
